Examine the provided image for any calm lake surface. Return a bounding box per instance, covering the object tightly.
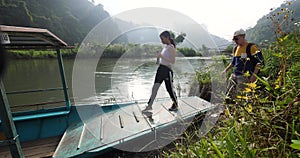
[2,57,212,112]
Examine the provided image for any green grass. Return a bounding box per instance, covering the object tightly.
[7,49,77,59]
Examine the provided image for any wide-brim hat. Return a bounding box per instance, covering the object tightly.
[233,29,246,38]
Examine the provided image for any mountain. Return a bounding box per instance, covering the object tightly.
[3,1,297,50]
[110,20,231,51]
[0,0,110,45]
[210,34,232,50]
[246,0,300,44]
[0,0,230,49]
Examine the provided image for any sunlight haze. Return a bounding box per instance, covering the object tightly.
[94,0,286,40]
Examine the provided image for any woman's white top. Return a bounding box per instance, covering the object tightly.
[159,44,174,67]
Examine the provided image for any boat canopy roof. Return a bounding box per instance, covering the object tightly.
[0,25,71,50]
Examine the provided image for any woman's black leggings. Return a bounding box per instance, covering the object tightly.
[147,64,177,106]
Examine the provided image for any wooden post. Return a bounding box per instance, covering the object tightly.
[56,49,70,110]
[0,80,24,158]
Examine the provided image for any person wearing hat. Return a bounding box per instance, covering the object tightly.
[222,29,264,103]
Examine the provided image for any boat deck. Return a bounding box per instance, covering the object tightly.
[54,96,214,158]
[0,136,61,158]
[0,96,215,158]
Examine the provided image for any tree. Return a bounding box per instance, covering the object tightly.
[175,33,186,44]
[169,31,186,45]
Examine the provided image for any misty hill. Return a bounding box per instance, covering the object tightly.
[118,28,231,50]
[0,0,231,49]
[0,0,228,48]
[246,0,300,44]
[110,19,231,51]
[2,0,297,50]
[0,0,110,45]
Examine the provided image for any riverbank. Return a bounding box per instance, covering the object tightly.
[5,43,229,60]
[6,49,77,59]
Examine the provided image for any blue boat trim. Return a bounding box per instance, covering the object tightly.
[0,108,70,124]
[13,110,70,122]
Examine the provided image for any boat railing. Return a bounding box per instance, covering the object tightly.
[0,25,72,157]
[1,86,71,122]
[6,87,66,95]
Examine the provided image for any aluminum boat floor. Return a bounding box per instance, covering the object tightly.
[53,96,214,157]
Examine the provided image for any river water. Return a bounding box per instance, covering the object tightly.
[2,57,214,112]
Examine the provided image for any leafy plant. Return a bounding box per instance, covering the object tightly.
[163,1,300,157]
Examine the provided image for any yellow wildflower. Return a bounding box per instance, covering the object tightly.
[277,75,282,82]
[246,104,253,113]
[246,82,257,89]
[244,88,252,93]
[237,95,247,100]
[244,71,251,77]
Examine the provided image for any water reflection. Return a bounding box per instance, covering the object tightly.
[3,57,207,111]
[95,57,204,104]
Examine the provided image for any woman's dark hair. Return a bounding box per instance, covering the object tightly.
[160,31,176,48]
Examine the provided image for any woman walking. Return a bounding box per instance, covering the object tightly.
[143,31,178,112]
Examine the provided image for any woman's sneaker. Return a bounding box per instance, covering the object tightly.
[169,102,178,111]
[142,105,152,112]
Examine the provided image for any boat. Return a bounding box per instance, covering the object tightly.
[0,25,216,157]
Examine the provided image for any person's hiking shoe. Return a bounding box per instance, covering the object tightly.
[169,102,178,111]
[142,105,152,112]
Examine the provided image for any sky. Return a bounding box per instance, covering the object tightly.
[94,0,286,40]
